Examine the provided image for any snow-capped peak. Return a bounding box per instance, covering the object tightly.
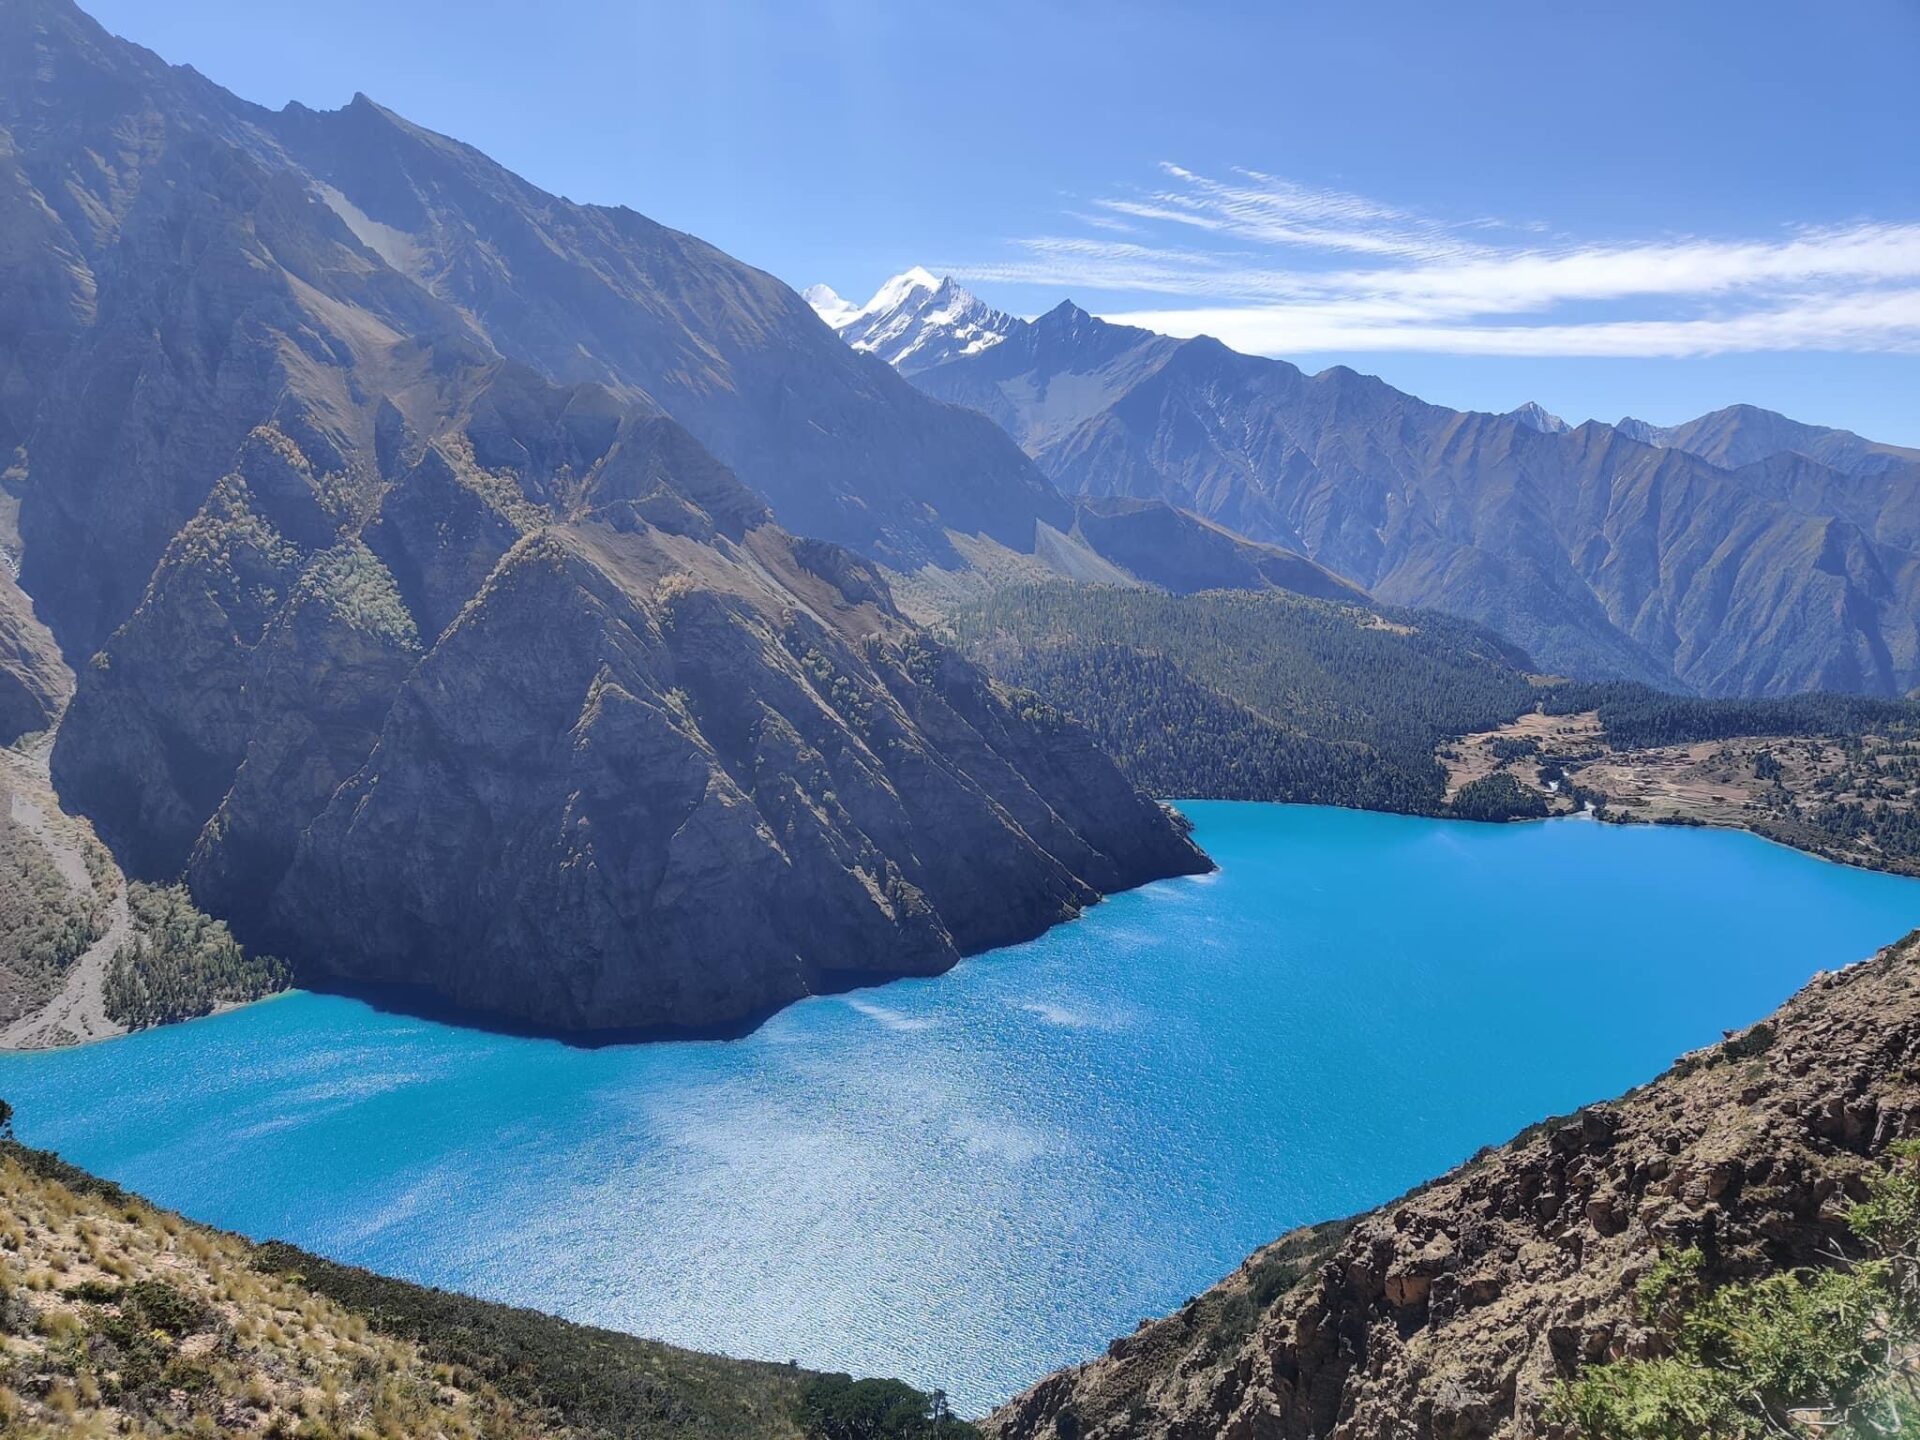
[1507,401,1571,435]
[801,283,860,330]
[805,267,1021,375]
[864,265,941,315]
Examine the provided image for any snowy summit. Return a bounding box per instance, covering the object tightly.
[806,268,1019,374]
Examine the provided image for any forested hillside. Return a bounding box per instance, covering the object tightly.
[1542,682,1920,751]
[945,585,1541,814]
[948,588,1920,860]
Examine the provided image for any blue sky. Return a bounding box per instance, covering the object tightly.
[86,0,1920,443]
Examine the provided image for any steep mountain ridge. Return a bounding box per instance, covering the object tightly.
[0,0,1076,641]
[946,308,1920,697]
[2,0,1206,1035]
[259,96,1073,568]
[1506,401,1571,436]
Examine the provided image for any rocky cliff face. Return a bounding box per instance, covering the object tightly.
[909,303,1920,699]
[46,362,1203,1033]
[6,0,1205,1035]
[988,932,1920,1440]
[265,446,1206,1033]
[0,566,70,741]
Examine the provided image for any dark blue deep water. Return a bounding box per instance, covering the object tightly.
[7,804,1920,1412]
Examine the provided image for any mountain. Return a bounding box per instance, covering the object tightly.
[895,297,1920,698]
[808,267,1020,374]
[988,930,1920,1440]
[1507,400,1572,435]
[1619,403,1920,477]
[0,2,1083,649]
[0,0,1206,1035]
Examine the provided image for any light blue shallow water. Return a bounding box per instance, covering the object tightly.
[6,804,1920,1412]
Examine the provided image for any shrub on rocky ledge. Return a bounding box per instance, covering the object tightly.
[1552,1141,1920,1438]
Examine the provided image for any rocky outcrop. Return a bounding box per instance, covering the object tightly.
[988,932,1920,1440]
[269,470,1204,1032]
[0,564,71,740]
[46,371,1204,1034]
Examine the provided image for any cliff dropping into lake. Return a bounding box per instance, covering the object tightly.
[1,0,1205,1036]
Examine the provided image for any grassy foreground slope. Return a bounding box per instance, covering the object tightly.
[0,1121,967,1438]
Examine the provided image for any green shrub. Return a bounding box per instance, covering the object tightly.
[796,1374,977,1440]
[1552,1143,1920,1437]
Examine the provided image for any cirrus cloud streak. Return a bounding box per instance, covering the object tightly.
[942,166,1920,358]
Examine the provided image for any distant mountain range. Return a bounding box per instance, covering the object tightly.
[0,0,1210,1033]
[815,273,1920,698]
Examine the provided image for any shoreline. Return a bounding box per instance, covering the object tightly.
[8,798,1914,1056]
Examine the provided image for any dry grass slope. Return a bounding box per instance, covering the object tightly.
[0,1136,819,1438]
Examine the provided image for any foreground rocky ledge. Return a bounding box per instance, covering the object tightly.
[990,932,1920,1440]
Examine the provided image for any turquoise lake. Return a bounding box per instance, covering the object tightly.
[7,802,1920,1412]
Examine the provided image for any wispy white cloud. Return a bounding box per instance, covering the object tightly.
[943,167,1920,358]
[1106,289,1920,359]
[1092,163,1486,262]
[1060,209,1141,235]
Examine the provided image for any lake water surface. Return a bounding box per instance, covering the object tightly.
[7,804,1920,1412]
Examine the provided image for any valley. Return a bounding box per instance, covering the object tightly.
[1,3,1916,1437]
